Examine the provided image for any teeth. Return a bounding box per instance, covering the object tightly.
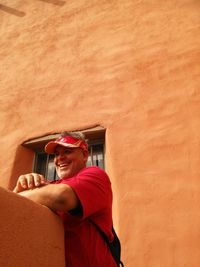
[59,163,69,167]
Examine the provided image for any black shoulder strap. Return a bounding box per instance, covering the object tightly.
[92,222,124,267]
[109,226,124,267]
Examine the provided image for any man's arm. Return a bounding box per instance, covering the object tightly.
[14,173,79,212]
[19,184,79,212]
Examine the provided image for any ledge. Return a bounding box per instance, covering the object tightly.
[0,187,65,267]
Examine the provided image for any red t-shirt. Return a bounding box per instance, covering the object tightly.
[53,166,116,267]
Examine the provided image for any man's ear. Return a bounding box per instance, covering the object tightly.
[82,149,89,162]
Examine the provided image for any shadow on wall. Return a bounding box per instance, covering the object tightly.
[0,4,26,17]
[9,145,34,190]
[38,0,66,6]
[0,0,65,17]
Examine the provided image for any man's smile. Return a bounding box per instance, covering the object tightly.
[58,162,71,168]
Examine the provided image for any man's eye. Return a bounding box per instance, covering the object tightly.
[64,150,72,154]
[54,149,73,157]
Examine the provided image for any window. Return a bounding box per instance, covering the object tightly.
[23,126,105,182]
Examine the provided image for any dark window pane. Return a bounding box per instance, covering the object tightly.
[34,153,47,176]
[46,155,58,182]
[86,143,104,169]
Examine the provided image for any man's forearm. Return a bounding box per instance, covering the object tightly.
[18,184,79,212]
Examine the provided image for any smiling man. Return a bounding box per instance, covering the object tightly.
[13,132,116,267]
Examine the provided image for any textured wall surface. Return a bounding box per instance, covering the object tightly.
[0,0,200,266]
[0,187,65,267]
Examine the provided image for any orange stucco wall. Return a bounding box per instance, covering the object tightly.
[0,187,65,267]
[0,1,200,266]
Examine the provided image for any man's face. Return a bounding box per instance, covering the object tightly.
[54,145,88,179]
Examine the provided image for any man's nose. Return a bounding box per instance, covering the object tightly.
[57,152,66,160]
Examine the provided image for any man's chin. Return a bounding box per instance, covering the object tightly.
[59,170,72,179]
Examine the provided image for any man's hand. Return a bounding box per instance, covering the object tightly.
[13,173,47,193]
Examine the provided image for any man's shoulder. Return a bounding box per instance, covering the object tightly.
[77,167,111,183]
[79,166,108,176]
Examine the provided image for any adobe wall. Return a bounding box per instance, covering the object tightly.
[0,187,65,267]
[0,1,200,266]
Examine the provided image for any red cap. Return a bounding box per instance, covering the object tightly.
[45,136,88,154]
